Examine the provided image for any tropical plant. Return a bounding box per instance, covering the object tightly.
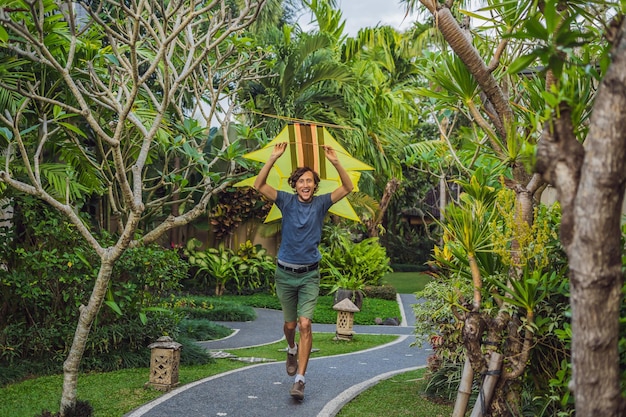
[240,16,354,137]
[0,1,268,413]
[400,0,626,414]
[422,174,571,416]
[208,186,272,246]
[185,239,241,296]
[320,234,392,295]
[233,240,276,295]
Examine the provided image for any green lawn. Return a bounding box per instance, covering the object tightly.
[382,271,432,294]
[337,368,453,417]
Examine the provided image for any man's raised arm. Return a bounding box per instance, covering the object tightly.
[253,142,287,202]
[323,145,354,203]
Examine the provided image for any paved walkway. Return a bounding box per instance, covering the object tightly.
[126,294,430,417]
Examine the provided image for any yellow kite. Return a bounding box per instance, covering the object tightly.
[235,123,373,222]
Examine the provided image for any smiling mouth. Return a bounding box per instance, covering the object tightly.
[298,189,313,200]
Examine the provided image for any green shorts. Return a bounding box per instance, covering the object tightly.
[275,266,320,323]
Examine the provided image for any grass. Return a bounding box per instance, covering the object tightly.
[313,295,401,324]
[382,271,432,294]
[336,368,453,417]
[0,334,399,417]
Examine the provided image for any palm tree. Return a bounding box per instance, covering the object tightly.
[240,26,353,137]
[339,24,430,234]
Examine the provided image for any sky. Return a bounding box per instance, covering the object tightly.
[298,0,417,36]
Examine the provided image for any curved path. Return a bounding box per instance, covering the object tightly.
[125,294,430,417]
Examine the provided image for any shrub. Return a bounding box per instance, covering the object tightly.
[232,240,275,295]
[184,239,276,296]
[178,319,233,341]
[109,243,188,314]
[363,285,397,300]
[319,227,392,294]
[0,194,191,384]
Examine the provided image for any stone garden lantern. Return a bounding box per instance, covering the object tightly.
[147,336,182,391]
[333,297,360,341]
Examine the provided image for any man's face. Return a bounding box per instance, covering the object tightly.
[295,171,316,202]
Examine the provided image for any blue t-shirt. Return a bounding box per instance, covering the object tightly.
[275,190,333,265]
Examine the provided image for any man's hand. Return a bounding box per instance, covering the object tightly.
[322,145,339,165]
[271,142,288,160]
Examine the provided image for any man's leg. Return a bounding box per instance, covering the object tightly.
[293,269,319,381]
[275,268,299,376]
[284,320,299,376]
[296,316,312,375]
[284,321,297,348]
[289,316,310,400]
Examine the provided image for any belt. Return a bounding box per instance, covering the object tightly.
[277,262,319,274]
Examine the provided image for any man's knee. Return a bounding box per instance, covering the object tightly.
[298,317,312,332]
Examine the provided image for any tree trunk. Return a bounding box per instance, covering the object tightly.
[0,197,13,272]
[535,18,626,416]
[463,311,487,373]
[61,257,117,414]
[366,177,399,237]
[452,356,474,417]
[418,3,512,137]
[469,352,502,417]
[567,29,626,413]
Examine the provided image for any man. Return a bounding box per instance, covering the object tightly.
[254,141,354,400]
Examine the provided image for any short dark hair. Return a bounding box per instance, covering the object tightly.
[288,167,320,193]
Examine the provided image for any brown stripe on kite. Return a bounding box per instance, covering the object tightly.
[300,124,314,171]
[316,125,326,178]
[309,125,321,173]
[288,124,298,171]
